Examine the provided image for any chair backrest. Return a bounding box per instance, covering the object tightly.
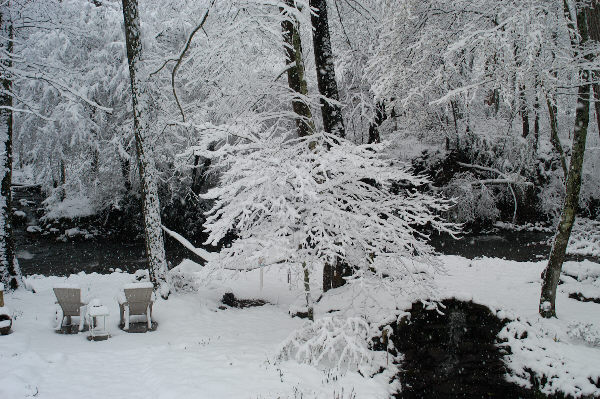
[53,288,82,316]
[124,286,153,315]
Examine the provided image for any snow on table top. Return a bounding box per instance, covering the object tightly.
[123,282,154,290]
[87,305,109,317]
[0,319,10,328]
[53,284,80,289]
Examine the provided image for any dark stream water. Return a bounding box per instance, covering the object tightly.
[12,185,598,277]
[13,185,205,276]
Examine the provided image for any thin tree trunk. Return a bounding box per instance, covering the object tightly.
[546,96,568,179]
[587,3,600,138]
[59,158,66,201]
[0,7,21,290]
[533,93,540,153]
[520,87,530,138]
[540,1,594,318]
[121,0,169,297]
[594,81,600,139]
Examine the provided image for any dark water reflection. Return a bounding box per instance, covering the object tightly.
[12,185,598,276]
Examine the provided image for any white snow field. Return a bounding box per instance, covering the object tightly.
[1,256,600,398]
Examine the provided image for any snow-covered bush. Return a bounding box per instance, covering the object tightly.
[567,219,600,258]
[567,322,600,348]
[444,172,500,224]
[278,317,377,374]
[200,129,456,299]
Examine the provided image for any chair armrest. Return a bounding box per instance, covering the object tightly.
[117,292,127,305]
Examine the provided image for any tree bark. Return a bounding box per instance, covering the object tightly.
[546,96,568,179]
[0,7,21,290]
[281,1,314,138]
[310,0,345,138]
[309,0,348,291]
[593,79,600,138]
[520,87,530,138]
[587,3,600,138]
[368,101,387,144]
[121,0,169,297]
[539,1,594,318]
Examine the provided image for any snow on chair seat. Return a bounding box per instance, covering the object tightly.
[118,282,155,331]
[53,287,87,332]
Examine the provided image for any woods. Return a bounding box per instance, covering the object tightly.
[0,1,599,397]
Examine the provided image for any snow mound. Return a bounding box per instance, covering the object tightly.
[567,218,600,257]
[278,317,384,376]
[501,319,600,398]
[42,195,95,220]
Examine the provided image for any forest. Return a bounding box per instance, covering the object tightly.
[0,0,599,398]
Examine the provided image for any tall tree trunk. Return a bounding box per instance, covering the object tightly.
[539,1,594,318]
[520,87,530,138]
[593,79,600,138]
[0,7,21,290]
[368,101,387,144]
[121,0,169,297]
[281,1,314,138]
[587,3,600,138]
[310,0,348,291]
[310,0,345,138]
[281,2,314,316]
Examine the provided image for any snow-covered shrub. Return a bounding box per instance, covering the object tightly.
[567,218,600,258]
[167,260,204,293]
[537,170,565,222]
[444,172,500,224]
[199,129,456,299]
[278,317,378,374]
[567,322,600,348]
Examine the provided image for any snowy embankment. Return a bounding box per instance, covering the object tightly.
[1,256,600,398]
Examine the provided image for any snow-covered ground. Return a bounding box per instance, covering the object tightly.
[1,256,600,398]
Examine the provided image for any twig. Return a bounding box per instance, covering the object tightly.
[151,0,216,122]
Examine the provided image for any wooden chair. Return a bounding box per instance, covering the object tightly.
[118,282,155,330]
[53,287,87,331]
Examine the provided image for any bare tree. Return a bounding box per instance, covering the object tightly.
[0,4,21,290]
[121,0,169,297]
[539,0,597,318]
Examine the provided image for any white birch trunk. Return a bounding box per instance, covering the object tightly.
[121,0,169,297]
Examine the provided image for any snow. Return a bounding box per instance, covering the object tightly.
[1,256,599,398]
[26,225,42,233]
[1,269,392,399]
[437,256,600,397]
[42,196,95,221]
[122,282,154,289]
[64,227,90,238]
[567,218,600,258]
[13,210,26,218]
